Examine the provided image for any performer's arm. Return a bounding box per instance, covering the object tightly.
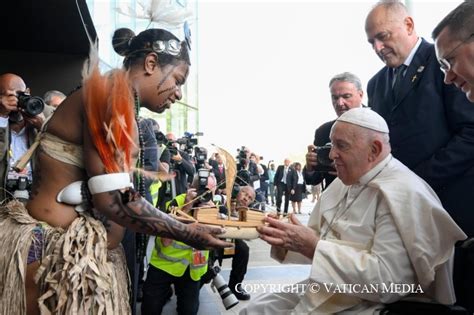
[83,122,229,250]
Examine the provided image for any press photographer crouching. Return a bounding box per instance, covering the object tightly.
[141,172,226,315]
[205,184,256,301]
[0,73,45,203]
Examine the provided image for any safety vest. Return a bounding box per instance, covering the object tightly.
[149,193,209,281]
[149,180,162,207]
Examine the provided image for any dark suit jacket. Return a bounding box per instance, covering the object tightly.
[303,120,337,190]
[368,38,474,236]
[274,165,294,189]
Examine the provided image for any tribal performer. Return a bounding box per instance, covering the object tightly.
[0,19,229,315]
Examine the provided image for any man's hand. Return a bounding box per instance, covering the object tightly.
[257,214,319,259]
[305,144,319,172]
[0,92,18,116]
[171,151,183,163]
[182,188,198,212]
[24,112,45,130]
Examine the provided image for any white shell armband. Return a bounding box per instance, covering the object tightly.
[88,173,133,195]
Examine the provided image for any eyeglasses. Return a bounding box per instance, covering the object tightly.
[438,33,474,72]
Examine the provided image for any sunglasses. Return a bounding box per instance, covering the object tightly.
[438,33,474,73]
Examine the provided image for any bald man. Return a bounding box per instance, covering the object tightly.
[365,1,474,240]
[243,108,465,314]
[0,73,44,201]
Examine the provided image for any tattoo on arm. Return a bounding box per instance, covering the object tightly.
[92,208,112,232]
[103,190,213,249]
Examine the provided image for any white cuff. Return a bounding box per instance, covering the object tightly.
[88,173,133,195]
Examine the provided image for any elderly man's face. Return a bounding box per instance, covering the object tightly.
[237,188,255,207]
[435,27,474,102]
[329,122,373,185]
[330,81,363,117]
[365,6,414,68]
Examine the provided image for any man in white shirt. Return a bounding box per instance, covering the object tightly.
[0,73,44,202]
[242,108,466,314]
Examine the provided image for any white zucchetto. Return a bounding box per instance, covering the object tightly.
[336,108,389,133]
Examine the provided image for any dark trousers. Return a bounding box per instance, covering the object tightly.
[228,239,249,289]
[121,230,139,314]
[275,183,289,214]
[141,265,201,315]
[453,239,474,313]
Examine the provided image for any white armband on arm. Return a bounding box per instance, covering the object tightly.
[88,173,133,195]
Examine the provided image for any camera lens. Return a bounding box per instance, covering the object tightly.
[17,93,45,116]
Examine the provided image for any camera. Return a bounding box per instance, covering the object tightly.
[16,91,45,117]
[194,147,212,202]
[313,143,335,172]
[236,146,248,170]
[202,265,239,310]
[194,146,207,170]
[155,131,201,158]
[6,174,31,201]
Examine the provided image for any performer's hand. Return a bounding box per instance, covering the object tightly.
[290,189,295,195]
[185,223,233,249]
[258,213,319,259]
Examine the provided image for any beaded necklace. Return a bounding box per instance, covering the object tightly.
[134,92,146,197]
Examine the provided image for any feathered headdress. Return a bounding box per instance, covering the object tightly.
[116,0,193,36]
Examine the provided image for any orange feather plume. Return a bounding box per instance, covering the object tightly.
[83,66,136,173]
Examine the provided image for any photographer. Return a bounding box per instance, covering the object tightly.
[166,132,195,195]
[213,185,255,301]
[304,72,363,191]
[142,173,216,315]
[0,73,45,202]
[236,146,259,187]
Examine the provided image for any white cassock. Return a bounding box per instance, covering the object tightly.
[241,154,466,315]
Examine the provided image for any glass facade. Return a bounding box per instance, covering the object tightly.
[85,0,199,137]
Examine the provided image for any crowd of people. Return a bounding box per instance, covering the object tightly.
[0,0,473,314]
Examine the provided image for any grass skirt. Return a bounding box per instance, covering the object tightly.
[0,200,130,314]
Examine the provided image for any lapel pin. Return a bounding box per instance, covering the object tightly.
[412,75,417,83]
[417,66,425,73]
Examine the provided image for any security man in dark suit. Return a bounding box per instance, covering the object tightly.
[304,72,363,191]
[366,2,474,311]
[274,158,293,215]
[366,1,474,237]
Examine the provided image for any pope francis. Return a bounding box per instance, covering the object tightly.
[242,108,467,314]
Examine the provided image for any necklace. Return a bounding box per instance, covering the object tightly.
[134,92,146,197]
[320,159,390,240]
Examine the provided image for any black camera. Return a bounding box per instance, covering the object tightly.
[194,147,211,202]
[313,144,335,172]
[236,147,248,170]
[6,175,31,201]
[16,91,45,117]
[194,146,207,170]
[176,132,200,155]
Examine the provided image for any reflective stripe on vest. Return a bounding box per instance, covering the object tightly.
[150,238,209,281]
